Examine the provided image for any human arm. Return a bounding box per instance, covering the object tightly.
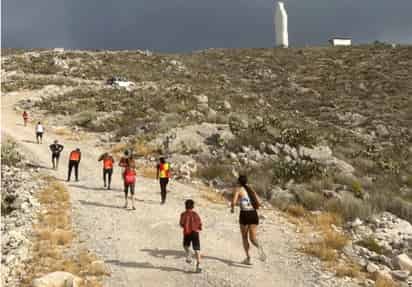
[156,164,160,180]
[231,187,240,213]
[179,213,185,228]
[58,145,64,153]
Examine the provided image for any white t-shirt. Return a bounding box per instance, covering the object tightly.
[36,124,44,133]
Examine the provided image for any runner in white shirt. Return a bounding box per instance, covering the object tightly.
[35,122,44,144]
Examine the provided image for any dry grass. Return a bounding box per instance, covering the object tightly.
[133,141,155,157]
[111,142,128,156]
[334,263,362,278]
[303,242,338,261]
[200,186,227,204]
[323,229,348,250]
[140,165,157,179]
[286,204,307,217]
[20,177,108,286]
[375,276,399,287]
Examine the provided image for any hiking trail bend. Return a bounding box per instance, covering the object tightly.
[2,89,353,287]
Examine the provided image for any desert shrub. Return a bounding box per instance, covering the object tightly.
[1,139,24,167]
[197,162,233,182]
[247,163,274,197]
[385,197,412,223]
[303,242,337,261]
[273,159,323,185]
[406,175,412,188]
[351,180,363,198]
[278,127,317,148]
[286,204,307,217]
[356,236,388,255]
[325,194,373,221]
[335,264,361,278]
[296,190,325,211]
[71,111,97,128]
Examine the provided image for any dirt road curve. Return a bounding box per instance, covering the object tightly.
[1,90,348,287]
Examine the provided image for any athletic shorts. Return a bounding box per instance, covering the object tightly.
[159,178,169,185]
[36,132,43,138]
[239,210,259,225]
[52,153,60,159]
[183,231,200,251]
[124,183,135,196]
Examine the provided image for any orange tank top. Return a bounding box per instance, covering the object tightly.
[70,151,80,161]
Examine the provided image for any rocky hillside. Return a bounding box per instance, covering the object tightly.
[3,45,412,225]
[2,45,412,286]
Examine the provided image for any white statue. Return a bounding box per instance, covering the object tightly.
[274,1,289,48]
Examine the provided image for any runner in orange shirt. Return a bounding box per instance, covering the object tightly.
[98,152,115,190]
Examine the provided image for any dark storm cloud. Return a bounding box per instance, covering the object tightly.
[2,0,412,52]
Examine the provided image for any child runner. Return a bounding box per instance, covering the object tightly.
[180,199,202,273]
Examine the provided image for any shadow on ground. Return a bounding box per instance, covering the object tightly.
[105,260,194,273]
[140,248,250,268]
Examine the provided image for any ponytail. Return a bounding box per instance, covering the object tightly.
[238,175,260,210]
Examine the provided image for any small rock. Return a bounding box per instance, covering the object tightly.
[391,270,410,281]
[366,262,379,273]
[32,271,82,287]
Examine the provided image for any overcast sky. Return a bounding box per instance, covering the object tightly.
[2,0,412,52]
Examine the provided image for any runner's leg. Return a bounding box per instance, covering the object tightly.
[74,162,79,181]
[249,224,266,261]
[131,183,135,209]
[124,182,128,208]
[240,225,251,261]
[108,169,112,189]
[67,161,74,181]
[103,169,107,187]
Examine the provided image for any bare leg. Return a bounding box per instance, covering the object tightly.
[240,225,251,263]
[184,246,192,263]
[249,224,266,261]
[131,184,135,209]
[124,184,128,208]
[194,250,202,272]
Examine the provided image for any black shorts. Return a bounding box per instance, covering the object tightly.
[183,231,200,251]
[52,153,60,160]
[124,183,135,196]
[239,210,259,225]
[159,178,169,185]
[36,132,43,138]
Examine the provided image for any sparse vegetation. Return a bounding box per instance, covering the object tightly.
[356,236,388,255]
[1,138,24,167]
[21,177,107,287]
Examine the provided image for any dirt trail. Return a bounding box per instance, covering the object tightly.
[1,89,348,287]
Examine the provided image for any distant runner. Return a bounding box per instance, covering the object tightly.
[231,174,266,265]
[180,199,202,273]
[98,152,115,190]
[156,157,170,204]
[49,140,64,169]
[35,122,44,144]
[123,158,136,210]
[22,111,29,127]
[67,148,81,182]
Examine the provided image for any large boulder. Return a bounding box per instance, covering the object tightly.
[396,254,412,272]
[32,271,82,287]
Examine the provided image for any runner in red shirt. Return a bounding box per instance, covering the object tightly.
[22,111,29,127]
[180,199,202,273]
